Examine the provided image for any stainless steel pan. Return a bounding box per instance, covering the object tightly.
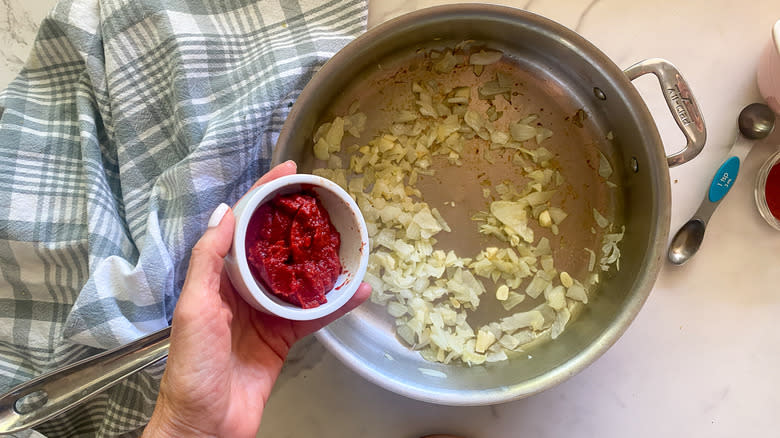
[0,6,706,431]
[273,4,705,405]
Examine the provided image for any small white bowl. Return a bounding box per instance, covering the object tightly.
[758,19,780,114]
[224,174,369,320]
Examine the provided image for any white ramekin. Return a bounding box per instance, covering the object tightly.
[224,174,369,320]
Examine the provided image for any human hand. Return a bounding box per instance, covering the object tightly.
[143,161,372,438]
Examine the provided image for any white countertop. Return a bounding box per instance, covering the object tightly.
[3,0,780,437]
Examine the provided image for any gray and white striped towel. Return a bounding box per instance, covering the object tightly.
[0,0,367,435]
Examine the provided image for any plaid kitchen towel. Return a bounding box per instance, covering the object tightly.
[0,0,367,435]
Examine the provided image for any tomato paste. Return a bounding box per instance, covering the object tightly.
[245,191,342,308]
[766,162,780,220]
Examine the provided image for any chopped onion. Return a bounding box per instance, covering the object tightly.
[434,50,459,73]
[550,308,570,339]
[475,329,497,353]
[387,301,408,317]
[309,42,626,366]
[313,137,330,160]
[501,292,526,311]
[548,207,568,225]
[545,285,567,310]
[479,80,511,98]
[600,225,625,271]
[593,208,609,228]
[498,333,520,350]
[598,151,613,178]
[510,122,536,142]
[566,282,588,303]
[535,127,553,144]
[525,273,549,299]
[501,310,545,332]
[491,130,510,145]
[584,248,596,272]
[486,350,509,363]
[469,50,503,65]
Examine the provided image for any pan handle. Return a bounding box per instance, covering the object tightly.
[624,58,706,168]
[0,327,170,433]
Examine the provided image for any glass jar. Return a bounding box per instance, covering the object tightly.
[755,149,780,230]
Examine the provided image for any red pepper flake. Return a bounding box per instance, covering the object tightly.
[766,162,780,220]
[245,191,342,308]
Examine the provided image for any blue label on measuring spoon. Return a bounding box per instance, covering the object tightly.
[708,156,740,203]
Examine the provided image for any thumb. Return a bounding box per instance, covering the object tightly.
[180,203,236,303]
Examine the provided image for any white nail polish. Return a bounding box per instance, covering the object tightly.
[208,203,230,228]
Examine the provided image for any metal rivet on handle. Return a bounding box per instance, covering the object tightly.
[14,390,48,415]
[631,157,639,173]
[593,87,606,100]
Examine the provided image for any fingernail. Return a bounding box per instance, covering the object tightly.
[208,203,230,228]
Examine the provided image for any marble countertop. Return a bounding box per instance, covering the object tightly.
[3,0,780,437]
